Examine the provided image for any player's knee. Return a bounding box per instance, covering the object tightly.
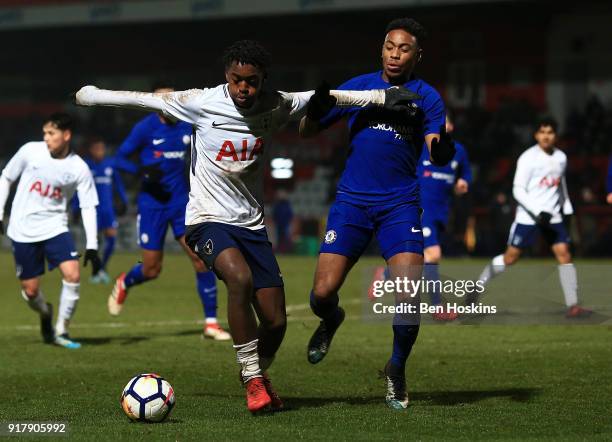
[143,263,162,279]
[263,314,287,334]
[312,279,338,300]
[225,269,253,295]
[424,248,441,263]
[504,250,520,266]
[21,283,39,297]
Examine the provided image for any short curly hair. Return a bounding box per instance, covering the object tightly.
[222,40,271,73]
[385,18,428,47]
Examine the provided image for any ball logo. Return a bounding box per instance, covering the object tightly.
[324,230,337,244]
[204,239,214,255]
[183,135,191,145]
[423,226,432,238]
[105,167,113,176]
[141,233,149,244]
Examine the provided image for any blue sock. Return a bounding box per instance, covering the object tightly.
[424,263,441,305]
[196,271,217,320]
[390,325,420,372]
[310,290,341,325]
[102,235,116,270]
[124,264,149,288]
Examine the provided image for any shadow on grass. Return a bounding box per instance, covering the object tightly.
[76,336,150,346]
[194,388,539,410]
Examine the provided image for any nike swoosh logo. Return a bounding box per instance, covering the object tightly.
[212,121,228,128]
[70,251,79,257]
[411,228,421,233]
[152,138,165,145]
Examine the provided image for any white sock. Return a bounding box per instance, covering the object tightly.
[233,339,262,383]
[479,254,506,285]
[205,317,218,325]
[260,356,275,373]
[558,264,578,307]
[21,290,50,316]
[56,280,80,336]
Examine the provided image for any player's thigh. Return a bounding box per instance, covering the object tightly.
[141,249,164,276]
[253,286,286,329]
[504,245,522,265]
[137,206,169,251]
[98,207,118,233]
[551,242,572,264]
[11,240,45,281]
[44,232,80,281]
[177,235,207,273]
[320,201,373,261]
[214,248,253,291]
[374,202,424,261]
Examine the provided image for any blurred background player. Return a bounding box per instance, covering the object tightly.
[72,137,128,284]
[476,117,591,318]
[0,113,102,349]
[75,39,416,413]
[109,81,229,341]
[369,111,472,321]
[299,18,455,409]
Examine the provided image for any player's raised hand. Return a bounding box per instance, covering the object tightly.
[74,85,99,106]
[306,82,337,121]
[83,249,102,275]
[430,124,456,166]
[383,86,422,112]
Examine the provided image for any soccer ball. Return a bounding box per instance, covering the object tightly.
[120,373,175,422]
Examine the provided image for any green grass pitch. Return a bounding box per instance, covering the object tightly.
[0,252,610,441]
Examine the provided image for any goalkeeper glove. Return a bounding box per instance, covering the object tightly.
[430,125,456,166]
[83,249,102,275]
[306,82,337,121]
[140,164,164,182]
[383,86,422,112]
[140,165,171,203]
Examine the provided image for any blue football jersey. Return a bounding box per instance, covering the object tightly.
[85,156,127,211]
[320,71,445,204]
[116,113,191,208]
[418,141,472,221]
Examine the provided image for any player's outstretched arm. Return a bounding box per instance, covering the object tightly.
[0,175,12,229]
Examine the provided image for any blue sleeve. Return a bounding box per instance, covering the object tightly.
[457,144,472,184]
[115,120,146,175]
[607,155,612,194]
[111,159,128,204]
[422,88,446,137]
[319,78,360,129]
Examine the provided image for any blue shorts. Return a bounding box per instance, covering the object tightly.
[185,222,283,290]
[11,232,78,280]
[97,206,118,230]
[507,222,570,249]
[320,200,423,260]
[422,216,446,249]
[137,204,186,250]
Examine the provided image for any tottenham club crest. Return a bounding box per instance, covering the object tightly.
[204,239,214,255]
[324,230,337,244]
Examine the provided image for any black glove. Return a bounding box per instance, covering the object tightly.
[115,201,127,217]
[84,249,102,275]
[306,82,337,120]
[383,86,422,112]
[140,164,164,183]
[536,212,552,227]
[430,124,456,166]
[0,220,4,235]
[140,164,171,203]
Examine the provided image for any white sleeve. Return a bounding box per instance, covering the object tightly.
[81,207,98,250]
[561,176,573,215]
[2,144,30,182]
[76,86,205,125]
[76,167,99,209]
[330,89,386,107]
[280,91,315,120]
[512,154,540,217]
[0,175,11,220]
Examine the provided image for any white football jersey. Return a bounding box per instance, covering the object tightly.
[157,85,313,229]
[2,142,99,243]
[512,144,573,225]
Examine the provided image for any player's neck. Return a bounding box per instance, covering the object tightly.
[51,146,71,159]
[538,144,554,155]
[382,70,413,85]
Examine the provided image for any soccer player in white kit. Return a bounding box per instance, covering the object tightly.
[75,40,420,413]
[477,117,591,318]
[0,113,102,349]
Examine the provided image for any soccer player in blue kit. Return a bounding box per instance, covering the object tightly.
[76,137,128,284]
[109,82,230,341]
[300,18,456,409]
